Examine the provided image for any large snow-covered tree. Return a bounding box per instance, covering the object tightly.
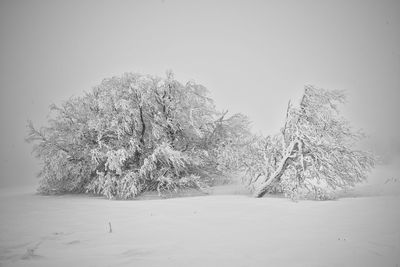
[26,71,251,199]
[243,86,375,199]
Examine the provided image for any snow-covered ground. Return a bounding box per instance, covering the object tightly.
[0,163,399,267]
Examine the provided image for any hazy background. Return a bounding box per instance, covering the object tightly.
[0,0,399,188]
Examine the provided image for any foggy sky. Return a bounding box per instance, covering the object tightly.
[1,0,399,187]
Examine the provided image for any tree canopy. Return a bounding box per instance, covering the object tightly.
[243,86,375,200]
[27,73,374,200]
[27,72,251,199]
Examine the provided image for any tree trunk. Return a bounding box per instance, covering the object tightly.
[253,140,297,198]
[139,106,146,146]
[253,156,291,197]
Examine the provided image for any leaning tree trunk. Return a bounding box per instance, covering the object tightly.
[253,140,298,198]
[253,155,291,197]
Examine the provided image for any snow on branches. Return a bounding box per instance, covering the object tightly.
[27,74,374,201]
[245,86,375,200]
[26,71,250,199]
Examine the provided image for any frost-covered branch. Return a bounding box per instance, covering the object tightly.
[245,86,375,200]
[27,71,251,199]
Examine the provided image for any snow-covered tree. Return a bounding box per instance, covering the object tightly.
[26,71,251,199]
[244,86,375,200]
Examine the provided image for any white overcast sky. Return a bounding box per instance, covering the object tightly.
[1,0,399,187]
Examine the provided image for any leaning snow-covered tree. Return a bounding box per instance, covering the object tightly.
[26,71,251,199]
[244,86,375,200]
